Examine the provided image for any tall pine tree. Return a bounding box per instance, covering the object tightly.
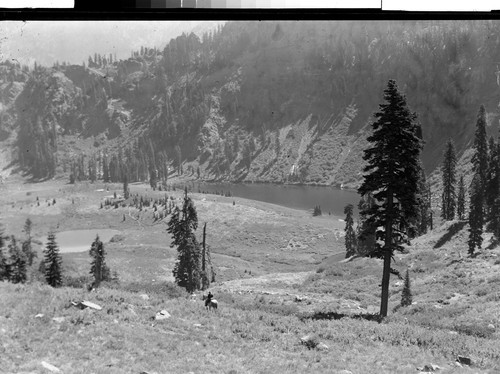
[44,232,62,287]
[486,136,500,232]
[457,174,466,221]
[344,204,357,258]
[167,188,201,293]
[441,138,457,221]
[89,235,109,288]
[8,236,27,284]
[472,105,489,194]
[468,174,483,256]
[358,80,422,317]
[400,269,412,307]
[22,218,36,266]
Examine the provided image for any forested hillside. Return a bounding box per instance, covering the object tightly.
[2,20,500,186]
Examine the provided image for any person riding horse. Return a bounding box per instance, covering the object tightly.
[205,292,213,307]
[203,292,218,311]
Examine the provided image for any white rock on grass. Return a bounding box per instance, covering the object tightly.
[81,301,102,310]
[41,361,61,373]
[155,310,171,320]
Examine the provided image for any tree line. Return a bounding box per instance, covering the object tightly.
[0,220,112,290]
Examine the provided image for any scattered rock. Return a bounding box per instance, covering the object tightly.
[456,356,472,366]
[72,300,102,311]
[41,361,61,373]
[81,301,102,310]
[51,317,65,323]
[155,310,171,320]
[417,363,441,372]
[35,314,44,318]
[139,294,149,301]
[300,335,319,349]
[317,342,329,351]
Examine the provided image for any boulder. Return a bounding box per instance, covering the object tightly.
[317,342,329,351]
[81,301,102,310]
[155,310,171,320]
[52,317,65,323]
[139,294,149,301]
[41,361,61,373]
[456,356,472,366]
[35,314,44,318]
[488,324,495,330]
[71,300,102,310]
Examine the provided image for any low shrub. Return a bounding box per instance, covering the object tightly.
[453,323,495,339]
[120,281,186,298]
[63,275,92,289]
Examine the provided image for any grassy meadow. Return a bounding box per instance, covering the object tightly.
[1,177,500,373]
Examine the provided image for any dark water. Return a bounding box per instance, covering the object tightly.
[193,182,360,217]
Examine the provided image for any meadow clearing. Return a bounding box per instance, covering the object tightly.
[1,176,500,373]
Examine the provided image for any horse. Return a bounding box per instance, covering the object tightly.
[202,294,218,311]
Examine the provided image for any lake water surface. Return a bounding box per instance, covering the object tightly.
[194,182,360,217]
[42,229,121,253]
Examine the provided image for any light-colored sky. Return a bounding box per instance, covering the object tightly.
[0,21,222,67]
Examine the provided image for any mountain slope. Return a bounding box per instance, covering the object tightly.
[2,21,500,186]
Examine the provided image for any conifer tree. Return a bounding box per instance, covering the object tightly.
[457,174,466,221]
[358,80,422,317]
[44,232,62,287]
[486,136,500,228]
[441,138,457,221]
[344,204,356,258]
[123,174,130,200]
[0,230,11,281]
[472,105,489,194]
[89,235,109,288]
[401,269,412,307]
[8,236,26,284]
[167,187,201,293]
[468,174,483,256]
[356,193,377,257]
[22,218,36,266]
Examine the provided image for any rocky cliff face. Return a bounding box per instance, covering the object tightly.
[2,21,500,185]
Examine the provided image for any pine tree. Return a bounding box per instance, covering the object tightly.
[457,174,466,221]
[22,218,37,266]
[358,80,422,317]
[44,232,62,287]
[123,174,130,200]
[356,193,377,257]
[400,269,412,307]
[200,222,215,290]
[344,204,357,258]
[89,235,109,288]
[486,136,500,230]
[8,236,27,284]
[441,138,457,221]
[167,187,201,293]
[468,174,483,256]
[472,105,489,194]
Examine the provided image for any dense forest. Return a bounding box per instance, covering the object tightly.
[2,21,500,185]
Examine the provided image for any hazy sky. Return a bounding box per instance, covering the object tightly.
[0,21,222,67]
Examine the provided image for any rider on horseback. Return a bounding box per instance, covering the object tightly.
[205,291,213,308]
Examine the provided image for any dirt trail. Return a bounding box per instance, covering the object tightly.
[213,270,367,314]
